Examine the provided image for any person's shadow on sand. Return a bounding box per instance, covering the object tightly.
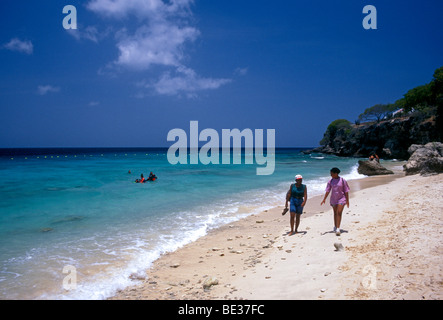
[284,230,307,236]
[320,229,348,236]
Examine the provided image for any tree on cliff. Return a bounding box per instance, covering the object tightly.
[319,119,351,146]
[396,66,442,113]
[397,84,433,112]
[396,66,442,138]
[358,103,397,123]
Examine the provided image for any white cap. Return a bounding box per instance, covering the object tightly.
[295,174,303,180]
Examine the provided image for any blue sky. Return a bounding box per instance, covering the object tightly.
[0,0,442,148]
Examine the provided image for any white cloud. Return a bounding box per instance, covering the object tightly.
[149,66,231,96]
[86,0,230,97]
[235,67,248,76]
[37,85,60,95]
[87,0,197,71]
[3,38,33,55]
[115,23,199,70]
[87,0,192,19]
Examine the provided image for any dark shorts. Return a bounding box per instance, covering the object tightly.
[290,197,304,214]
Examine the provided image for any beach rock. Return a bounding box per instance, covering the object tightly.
[403,142,443,176]
[129,273,146,281]
[202,277,219,290]
[357,160,394,176]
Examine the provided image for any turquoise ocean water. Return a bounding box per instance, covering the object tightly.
[0,147,375,299]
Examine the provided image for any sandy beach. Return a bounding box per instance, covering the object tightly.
[110,170,442,300]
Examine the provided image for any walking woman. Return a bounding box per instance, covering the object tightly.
[321,167,350,235]
[284,175,307,235]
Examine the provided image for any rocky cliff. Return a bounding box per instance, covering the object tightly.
[311,112,440,160]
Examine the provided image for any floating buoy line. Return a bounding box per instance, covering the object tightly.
[5,153,163,161]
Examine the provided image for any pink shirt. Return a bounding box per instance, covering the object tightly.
[325,177,350,205]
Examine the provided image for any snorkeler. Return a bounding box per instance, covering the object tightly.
[135,174,145,183]
[148,172,157,181]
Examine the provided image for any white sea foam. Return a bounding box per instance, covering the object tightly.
[342,164,367,180]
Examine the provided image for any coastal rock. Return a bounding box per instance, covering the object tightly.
[202,276,219,290]
[357,160,394,176]
[311,114,440,160]
[403,142,443,176]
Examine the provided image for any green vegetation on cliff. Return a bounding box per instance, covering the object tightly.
[358,104,397,123]
[397,66,443,114]
[319,119,352,146]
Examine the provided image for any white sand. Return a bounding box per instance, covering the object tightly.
[110,173,443,300]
